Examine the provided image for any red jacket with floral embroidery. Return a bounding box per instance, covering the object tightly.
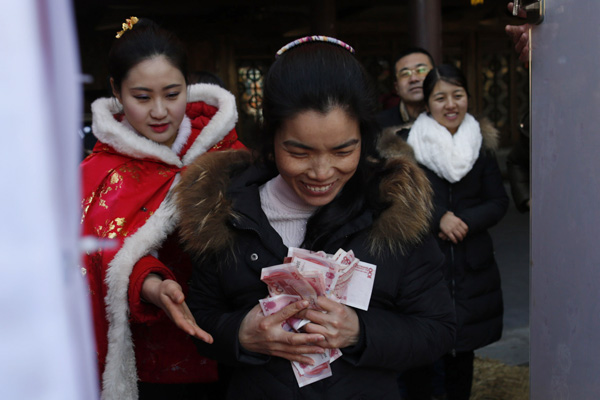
[81,83,245,400]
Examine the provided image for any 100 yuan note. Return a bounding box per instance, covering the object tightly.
[259,294,310,331]
[260,263,320,308]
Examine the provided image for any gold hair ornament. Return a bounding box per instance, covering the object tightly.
[115,16,139,39]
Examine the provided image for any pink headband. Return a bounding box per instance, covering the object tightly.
[275,35,355,58]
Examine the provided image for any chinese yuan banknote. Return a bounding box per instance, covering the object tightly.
[258,248,377,387]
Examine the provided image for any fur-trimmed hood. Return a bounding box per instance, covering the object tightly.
[91,83,238,167]
[176,149,433,259]
[377,115,500,160]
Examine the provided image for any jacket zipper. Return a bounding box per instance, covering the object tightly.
[449,184,457,358]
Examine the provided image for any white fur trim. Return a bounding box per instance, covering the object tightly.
[91,98,183,167]
[170,116,192,155]
[182,83,238,165]
[101,177,181,400]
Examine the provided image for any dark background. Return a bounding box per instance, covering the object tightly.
[73,0,527,147]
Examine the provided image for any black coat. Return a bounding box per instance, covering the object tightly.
[376,105,405,129]
[176,150,456,400]
[425,149,508,352]
[378,120,508,352]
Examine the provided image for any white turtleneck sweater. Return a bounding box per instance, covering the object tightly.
[259,175,317,248]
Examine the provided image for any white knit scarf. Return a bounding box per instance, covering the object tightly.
[407,112,482,183]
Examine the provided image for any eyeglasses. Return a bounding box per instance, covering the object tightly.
[397,66,430,79]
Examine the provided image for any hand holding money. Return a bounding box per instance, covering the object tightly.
[297,295,360,349]
[257,248,377,387]
[238,301,327,365]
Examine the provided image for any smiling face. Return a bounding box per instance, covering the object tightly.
[394,52,434,106]
[426,80,469,134]
[112,55,187,147]
[273,107,361,207]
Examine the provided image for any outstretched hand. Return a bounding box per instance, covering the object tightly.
[506,2,531,66]
[141,274,214,344]
[238,301,327,365]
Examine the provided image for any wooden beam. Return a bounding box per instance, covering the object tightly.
[311,0,336,36]
[408,0,443,64]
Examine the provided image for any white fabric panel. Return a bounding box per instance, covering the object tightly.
[0,0,98,399]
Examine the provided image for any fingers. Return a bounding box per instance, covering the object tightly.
[505,22,531,65]
[507,2,527,18]
[518,46,530,64]
[240,303,326,358]
[505,25,518,42]
[180,302,214,343]
[455,222,468,240]
[302,320,332,340]
[158,286,214,343]
[280,329,325,347]
[440,212,467,243]
[162,280,185,304]
[505,25,527,44]
[315,296,338,310]
[447,229,465,243]
[515,31,529,54]
[270,350,322,365]
[302,297,341,323]
[447,232,458,244]
[190,326,214,344]
[275,299,310,322]
[184,319,214,343]
[164,299,214,342]
[278,333,326,353]
[254,330,326,361]
[300,297,360,349]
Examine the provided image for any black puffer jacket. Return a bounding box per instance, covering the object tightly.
[175,150,456,399]
[379,119,508,352]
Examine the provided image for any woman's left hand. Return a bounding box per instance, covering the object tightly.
[298,296,360,349]
[141,274,214,344]
[439,211,469,244]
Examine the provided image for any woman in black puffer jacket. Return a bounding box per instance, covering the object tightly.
[381,64,508,400]
[175,38,456,400]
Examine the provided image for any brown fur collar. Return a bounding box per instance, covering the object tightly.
[377,126,415,160]
[478,117,500,152]
[377,115,500,159]
[175,149,433,258]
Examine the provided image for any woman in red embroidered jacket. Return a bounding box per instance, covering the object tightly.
[80,17,244,400]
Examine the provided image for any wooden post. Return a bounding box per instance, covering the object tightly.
[408,0,442,64]
[311,0,336,36]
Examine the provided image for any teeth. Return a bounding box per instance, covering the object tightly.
[305,183,332,193]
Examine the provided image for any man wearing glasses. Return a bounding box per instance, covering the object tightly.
[377,48,435,130]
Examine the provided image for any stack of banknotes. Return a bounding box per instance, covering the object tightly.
[259,247,377,387]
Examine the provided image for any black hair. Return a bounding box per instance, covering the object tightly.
[422,64,470,104]
[188,70,226,88]
[259,40,386,251]
[108,18,188,95]
[393,47,435,72]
